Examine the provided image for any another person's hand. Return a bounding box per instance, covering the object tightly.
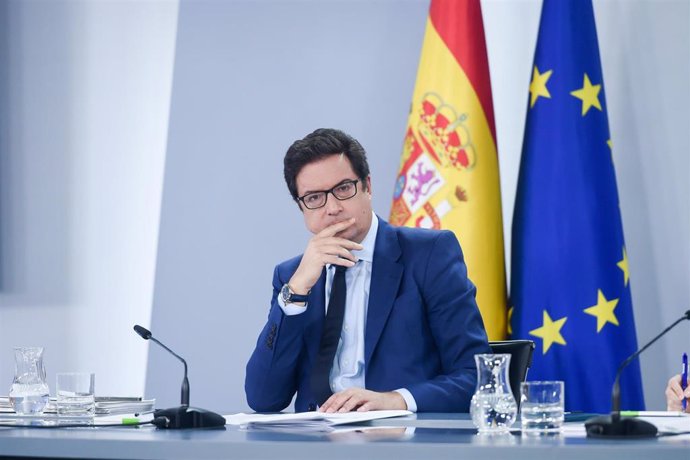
[665,374,690,412]
[288,219,362,295]
[318,388,407,413]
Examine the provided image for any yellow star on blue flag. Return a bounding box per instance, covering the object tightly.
[584,289,619,332]
[570,73,602,115]
[529,310,567,354]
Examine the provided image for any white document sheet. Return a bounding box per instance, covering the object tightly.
[224,410,413,432]
[639,415,690,434]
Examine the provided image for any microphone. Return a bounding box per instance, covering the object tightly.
[134,325,189,406]
[585,310,690,438]
[133,325,225,429]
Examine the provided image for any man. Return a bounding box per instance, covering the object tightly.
[245,128,490,413]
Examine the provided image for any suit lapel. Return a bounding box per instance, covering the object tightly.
[365,219,403,369]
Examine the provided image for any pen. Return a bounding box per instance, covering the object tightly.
[682,352,688,411]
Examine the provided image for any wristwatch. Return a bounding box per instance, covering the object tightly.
[281,283,310,305]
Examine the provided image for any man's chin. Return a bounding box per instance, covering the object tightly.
[337,228,367,244]
[334,229,352,239]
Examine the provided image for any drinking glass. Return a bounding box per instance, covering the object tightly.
[56,373,95,416]
[520,381,565,434]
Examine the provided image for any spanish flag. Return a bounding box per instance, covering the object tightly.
[389,0,507,340]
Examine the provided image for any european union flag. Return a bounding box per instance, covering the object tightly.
[511,0,645,413]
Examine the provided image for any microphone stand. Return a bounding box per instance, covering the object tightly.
[134,325,226,429]
[147,336,190,407]
[585,310,690,438]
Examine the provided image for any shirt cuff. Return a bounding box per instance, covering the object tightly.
[395,388,417,413]
[277,292,308,316]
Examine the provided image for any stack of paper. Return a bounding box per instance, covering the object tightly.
[94,398,155,416]
[40,397,155,415]
[0,397,13,413]
[224,410,412,433]
[0,396,154,416]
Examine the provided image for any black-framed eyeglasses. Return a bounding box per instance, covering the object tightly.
[298,179,361,210]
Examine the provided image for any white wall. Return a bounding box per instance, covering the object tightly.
[0,0,178,396]
[0,0,687,411]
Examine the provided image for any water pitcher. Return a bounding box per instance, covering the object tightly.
[9,347,50,415]
[470,353,517,432]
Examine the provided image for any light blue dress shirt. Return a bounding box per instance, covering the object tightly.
[278,213,417,412]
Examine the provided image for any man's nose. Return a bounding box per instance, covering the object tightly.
[324,192,343,214]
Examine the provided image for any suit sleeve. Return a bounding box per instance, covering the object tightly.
[245,265,309,412]
[405,231,491,412]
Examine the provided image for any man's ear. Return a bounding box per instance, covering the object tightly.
[364,176,372,196]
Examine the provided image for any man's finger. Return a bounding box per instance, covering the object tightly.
[328,237,364,251]
[318,218,356,237]
[320,391,349,413]
[357,402,373,412]
[325,255,357,268]
[671,385,683,400]
[668,375,684,398]
[319,245,358,262]
[667,386,682,402]
[318,400,332,413]
[339,394,364,413]
[319,394,337,412]
[316,238,363,253]
[326,394,350,413]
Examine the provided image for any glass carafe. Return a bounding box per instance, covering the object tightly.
[9,347,50,415]
[470,353,517,432]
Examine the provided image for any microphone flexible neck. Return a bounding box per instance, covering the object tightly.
[150,336,190,406]
[611,312,689,416]
[150,337,189,377]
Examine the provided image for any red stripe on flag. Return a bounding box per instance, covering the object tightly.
[429,0,497,143]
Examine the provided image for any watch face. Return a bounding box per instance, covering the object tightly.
[281,284,291,303]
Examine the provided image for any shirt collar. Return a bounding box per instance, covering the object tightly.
[351,212,377,263]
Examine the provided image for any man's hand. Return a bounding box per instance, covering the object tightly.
[318,388,407,413]
[289,219,363,294]
[665,374,690,412]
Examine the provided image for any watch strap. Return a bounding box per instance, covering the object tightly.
[282,283,309,304]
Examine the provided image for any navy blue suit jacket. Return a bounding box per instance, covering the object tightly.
[245,218,490,412]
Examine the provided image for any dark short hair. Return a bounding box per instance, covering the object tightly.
[283,128,370,202]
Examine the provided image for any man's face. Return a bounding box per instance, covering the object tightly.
[295,154,373,243]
